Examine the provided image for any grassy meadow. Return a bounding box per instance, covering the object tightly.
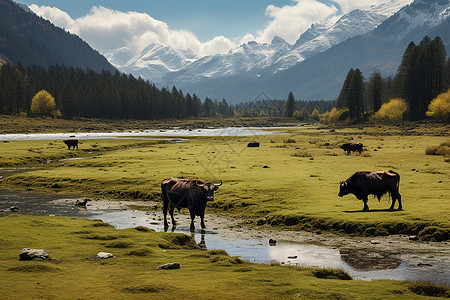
[0,213,446,299]
[1,120,449,298]
[2,123,449,239]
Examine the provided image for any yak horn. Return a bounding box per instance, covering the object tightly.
[196,180,205,187]
[214,180,223,187]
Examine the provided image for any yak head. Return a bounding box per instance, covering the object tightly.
[196,180,222,201]
[338,180,351,197]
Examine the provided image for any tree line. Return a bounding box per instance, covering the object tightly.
[335,36,450,121]
[0,63,334,120]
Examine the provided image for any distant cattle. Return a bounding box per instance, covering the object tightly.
[63,139,78,150]
[338,170,402,211]
[247,142,260,147]
[340,143,363,155]
[161,177,222,231]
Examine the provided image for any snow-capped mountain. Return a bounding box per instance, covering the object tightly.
[105,43,197,83]
[275,0,413,70]
[108,0,412,85]
[161,0,412,86]
[172,0,450,103]
[163,36,291,84]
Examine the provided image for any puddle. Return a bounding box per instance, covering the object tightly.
[0,188,449,285]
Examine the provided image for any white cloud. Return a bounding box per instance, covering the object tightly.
[333,0,389,13]
[255,0,339,44]
[29,5,235,56]
[29,1,391,57]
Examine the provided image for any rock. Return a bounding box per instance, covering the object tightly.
[75,199,91,206]
[9,206,20,212]
[371,240,380,245]
[287,256,298,259]
[409,235,419,241]
[26,188,34,191]
[309,157,314,160]
[156,262,180,270]
[96,252,114,259]
[262,165,270,168]
[19,248,49,260]
[269,239,277,245]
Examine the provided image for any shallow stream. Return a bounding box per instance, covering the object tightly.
[0,188,448,285]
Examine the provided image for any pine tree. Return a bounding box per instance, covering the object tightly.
[284,92,296,117]
[368,71,383,113]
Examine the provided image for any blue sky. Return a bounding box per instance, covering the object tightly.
[18,0,296,42]
[17,0,390,56]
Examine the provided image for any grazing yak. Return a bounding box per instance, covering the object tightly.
[340,143,363,155]
[63,139,78,150]
[338,170,402,211]
[161,177,222,231]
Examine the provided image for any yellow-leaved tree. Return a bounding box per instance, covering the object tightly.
[31,90,60,118]
[426,89,450,122]
[372,98,407,122]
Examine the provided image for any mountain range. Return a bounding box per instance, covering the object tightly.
[107,0,422,102]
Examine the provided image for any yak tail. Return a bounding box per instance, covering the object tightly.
[389,170,400,189]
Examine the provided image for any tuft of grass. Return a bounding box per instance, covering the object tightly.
[104,241,134,248]
[8,265,59,273]
[311,268,352,280]
[134,226,152,232]
[425,140,450,157]
[123,283,172,293]
[408,282,450,298]
[125,248,154,256]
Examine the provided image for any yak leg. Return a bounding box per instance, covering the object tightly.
[169,205,176,226]
[163,198,169,228]
[389,190,402,210]
[362,197,369,211]
[189,209,196,232]
[200,213,206,229]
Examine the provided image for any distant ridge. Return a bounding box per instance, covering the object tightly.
[0,0,116,73]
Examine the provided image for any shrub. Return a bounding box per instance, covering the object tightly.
[426,89,450,122]
[425,141,450,158]
[329,107,349,125]
[408,282,450,297]
[312,268,352,280]
[372,98,407,122]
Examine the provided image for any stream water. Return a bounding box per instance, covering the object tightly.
[0,189,448,285]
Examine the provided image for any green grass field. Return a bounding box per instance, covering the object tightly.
[1,121,449,298]
[2,124,449,239]
[0,214,446,299]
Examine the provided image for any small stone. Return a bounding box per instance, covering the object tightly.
[263,165,270,168]
[287,256,298,259]
[268,239,277,245]
[96,252,114,259]
[409,235,419,241]
[20,248,49,260]
[156,263,180,270]
[370,240,380,245]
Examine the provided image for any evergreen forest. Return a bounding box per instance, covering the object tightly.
[336,36,450,121]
